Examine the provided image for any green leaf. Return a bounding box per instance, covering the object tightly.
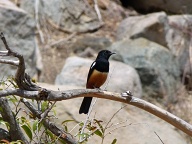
[38,121,43,132]
[20,116,26,123]
[64,125,68,132]
[79,122,84,127]
[111,138,117,144]
[62,119,75,124]
[21,124,32,140]
[20,117,31,129]
[41,101,48,112]
[0,120,10,130]
[0,107,3,112]
[32,120,38,132]
[52,108,57,116]
[46,130,54,140]
[94,129,103,138]
[94,119,104,133]
[10,140,24,144]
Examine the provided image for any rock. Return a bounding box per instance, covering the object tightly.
[0,0,37,77]
[19,0,35,16]
[41,0,102,33]
[116,12,168,47]
[55,56,142,98]
[124,0,192,14]
[166,15,192,84]
[109,38,181,102]
[71,36,112,54]
[38,83,189,144]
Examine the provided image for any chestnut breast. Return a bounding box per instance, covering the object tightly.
[86,69,108,89]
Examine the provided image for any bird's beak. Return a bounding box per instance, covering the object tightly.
[110,52,116,55]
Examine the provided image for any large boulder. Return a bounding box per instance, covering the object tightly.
[41,0,102,33]
[166,15,192,83]
[39,83,189,144]
[0,0,37,77]
[116,12,168,47]
[55,56,142,98]
[71,36,112,54]
[109,38,181,102]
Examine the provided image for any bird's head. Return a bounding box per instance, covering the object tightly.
[97,50,116,60]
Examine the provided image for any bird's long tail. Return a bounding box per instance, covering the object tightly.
[79,97,92,114]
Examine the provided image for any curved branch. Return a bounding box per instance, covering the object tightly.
[20,98,78,144]
[0,59,19,66]
[0,88,192,137]
[0,32,191,139]
[0,32,40,91]
[0,98,28,143]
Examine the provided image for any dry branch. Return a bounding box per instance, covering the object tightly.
[0,32,39,91]
[0,32,192,142]
[0,88,192,137]
[20,98,78,144]
[0,98,28,143]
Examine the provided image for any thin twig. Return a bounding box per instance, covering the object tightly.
[0,59,19,66]
[48,32,77,48]
[189,39,192,75]
[21,98,78,144]
[93,0,103,23]
[35,0,45,43]
[80,65,115,142]
[104,105,126,131]
[0,98,28,143]
[40,101,57,122]
[101,105,126,143]
[154,131,164,144]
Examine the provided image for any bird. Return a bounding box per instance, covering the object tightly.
[79,50,115,114]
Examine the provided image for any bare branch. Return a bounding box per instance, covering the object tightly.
[0,89,38,98]
[0,50,8,56]
[0,59,19,66]
[48,32,76,48]
[20,98,78,144]
[0,88,192,137]
[40,101,56,121]
[0,32,40,91]
[0,128,11,141]
[0,98,28,143]
[93,0,103,23]
[1,32,192,139]
[35,0,45,43]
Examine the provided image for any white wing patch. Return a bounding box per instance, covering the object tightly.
[90,61,96,69]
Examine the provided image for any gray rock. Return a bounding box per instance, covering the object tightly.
[166,15,192,79]
[116,12,168,47]
[109,38,181,102]
[41,0,102,33]
[20,0,35,17]
[71,36,112,54]
[55,56,142,98]
[39,83,189,144]
[126,0,192,14]
[0,0,37,77]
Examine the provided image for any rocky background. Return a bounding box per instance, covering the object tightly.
[0,0,192,143]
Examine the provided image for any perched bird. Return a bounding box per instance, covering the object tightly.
[79,50,115,114]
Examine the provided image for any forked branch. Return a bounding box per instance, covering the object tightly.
[0,32,39,91]
[0,32,192,142]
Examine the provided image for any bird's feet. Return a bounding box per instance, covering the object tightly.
[121,90,133,100]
